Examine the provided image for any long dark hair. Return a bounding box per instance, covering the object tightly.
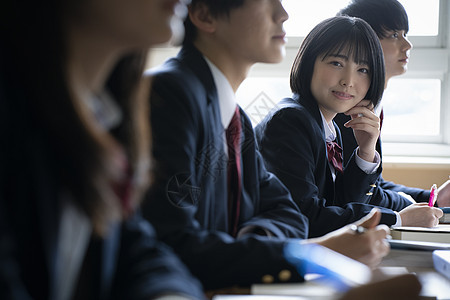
[290,16,385,108]
[0,0,150,235]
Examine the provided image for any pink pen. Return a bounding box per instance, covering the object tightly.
[428,184,437,207]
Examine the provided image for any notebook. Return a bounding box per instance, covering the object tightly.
[432,250,450,280]
[390,225,450,244]
[439,207,450,224]
[388,239,450,251]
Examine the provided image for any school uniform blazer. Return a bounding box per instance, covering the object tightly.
[0,88,204,300]
[143,43,309,289]
[334,113,430,204]
[255,94,398,238]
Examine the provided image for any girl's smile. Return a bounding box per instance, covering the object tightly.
[332,90,354,100]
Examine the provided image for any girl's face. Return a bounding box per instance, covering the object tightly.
[380,29,412,82]
[310,52,371,122]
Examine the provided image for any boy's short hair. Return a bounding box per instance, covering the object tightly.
[182,0,245,45]
[290,16,385,108]
[337,0,409,38]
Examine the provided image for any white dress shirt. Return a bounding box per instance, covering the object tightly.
[204,58,236,128]
[204,57,237,155]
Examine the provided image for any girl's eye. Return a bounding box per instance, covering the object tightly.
[359,68,370,74]
[330,61,343,67]
[392,32,399,38]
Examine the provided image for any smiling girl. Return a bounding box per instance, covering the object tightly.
[255,16,441,238]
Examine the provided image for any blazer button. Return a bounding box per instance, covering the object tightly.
[370,184,377,188]
[366,192,373,196]
[262,274,274,284]
[278,270,291,282]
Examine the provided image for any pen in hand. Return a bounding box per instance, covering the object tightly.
[428,184,437,207]
[350,224,367,234]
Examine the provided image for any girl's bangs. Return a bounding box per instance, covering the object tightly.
[322,33,371,67]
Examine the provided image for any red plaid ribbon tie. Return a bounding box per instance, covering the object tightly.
[326,140,343,174]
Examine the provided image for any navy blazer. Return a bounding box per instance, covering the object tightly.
[334,113,430,203]
[255,95,398,238]
[143,44,309,289]
[0,85,204,300]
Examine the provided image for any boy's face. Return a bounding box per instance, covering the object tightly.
[379,29,412,81]
[213,0,288,65]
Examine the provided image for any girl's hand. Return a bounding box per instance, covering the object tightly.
[399,202,443,227]
[343,100,380,162]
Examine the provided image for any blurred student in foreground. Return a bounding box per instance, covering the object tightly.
[0,0,205,299]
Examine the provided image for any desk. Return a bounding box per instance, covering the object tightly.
[209,249,450,300]
[380,249,450,300]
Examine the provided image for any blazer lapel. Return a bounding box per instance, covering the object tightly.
[177,44,217,106]
[293,94,339,204]
[294,94,324,132]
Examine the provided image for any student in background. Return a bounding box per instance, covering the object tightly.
[336,0,450,207]
[143,1,420,298]
[256,16,442,239]
[0,0,205,299]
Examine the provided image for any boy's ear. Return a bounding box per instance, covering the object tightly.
[188,3,217,34]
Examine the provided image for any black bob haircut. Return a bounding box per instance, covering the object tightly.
[182,0,245,46]
[337,0,409,38]
[290,16,385,109]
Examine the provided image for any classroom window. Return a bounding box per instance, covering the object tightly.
[236,77,290,125]
[283,0,441,46]
[381,78,441,139]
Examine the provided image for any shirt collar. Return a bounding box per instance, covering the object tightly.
[83,89,122,131]
[320,111,337,143]
[204,56,237,129]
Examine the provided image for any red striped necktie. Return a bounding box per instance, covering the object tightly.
[226,106,242,237]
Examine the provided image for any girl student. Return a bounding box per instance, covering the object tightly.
[255,16,441,238]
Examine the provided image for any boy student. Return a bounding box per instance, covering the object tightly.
[336,0,450,208]
[142,0,420,297]
[255,16,442,239]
